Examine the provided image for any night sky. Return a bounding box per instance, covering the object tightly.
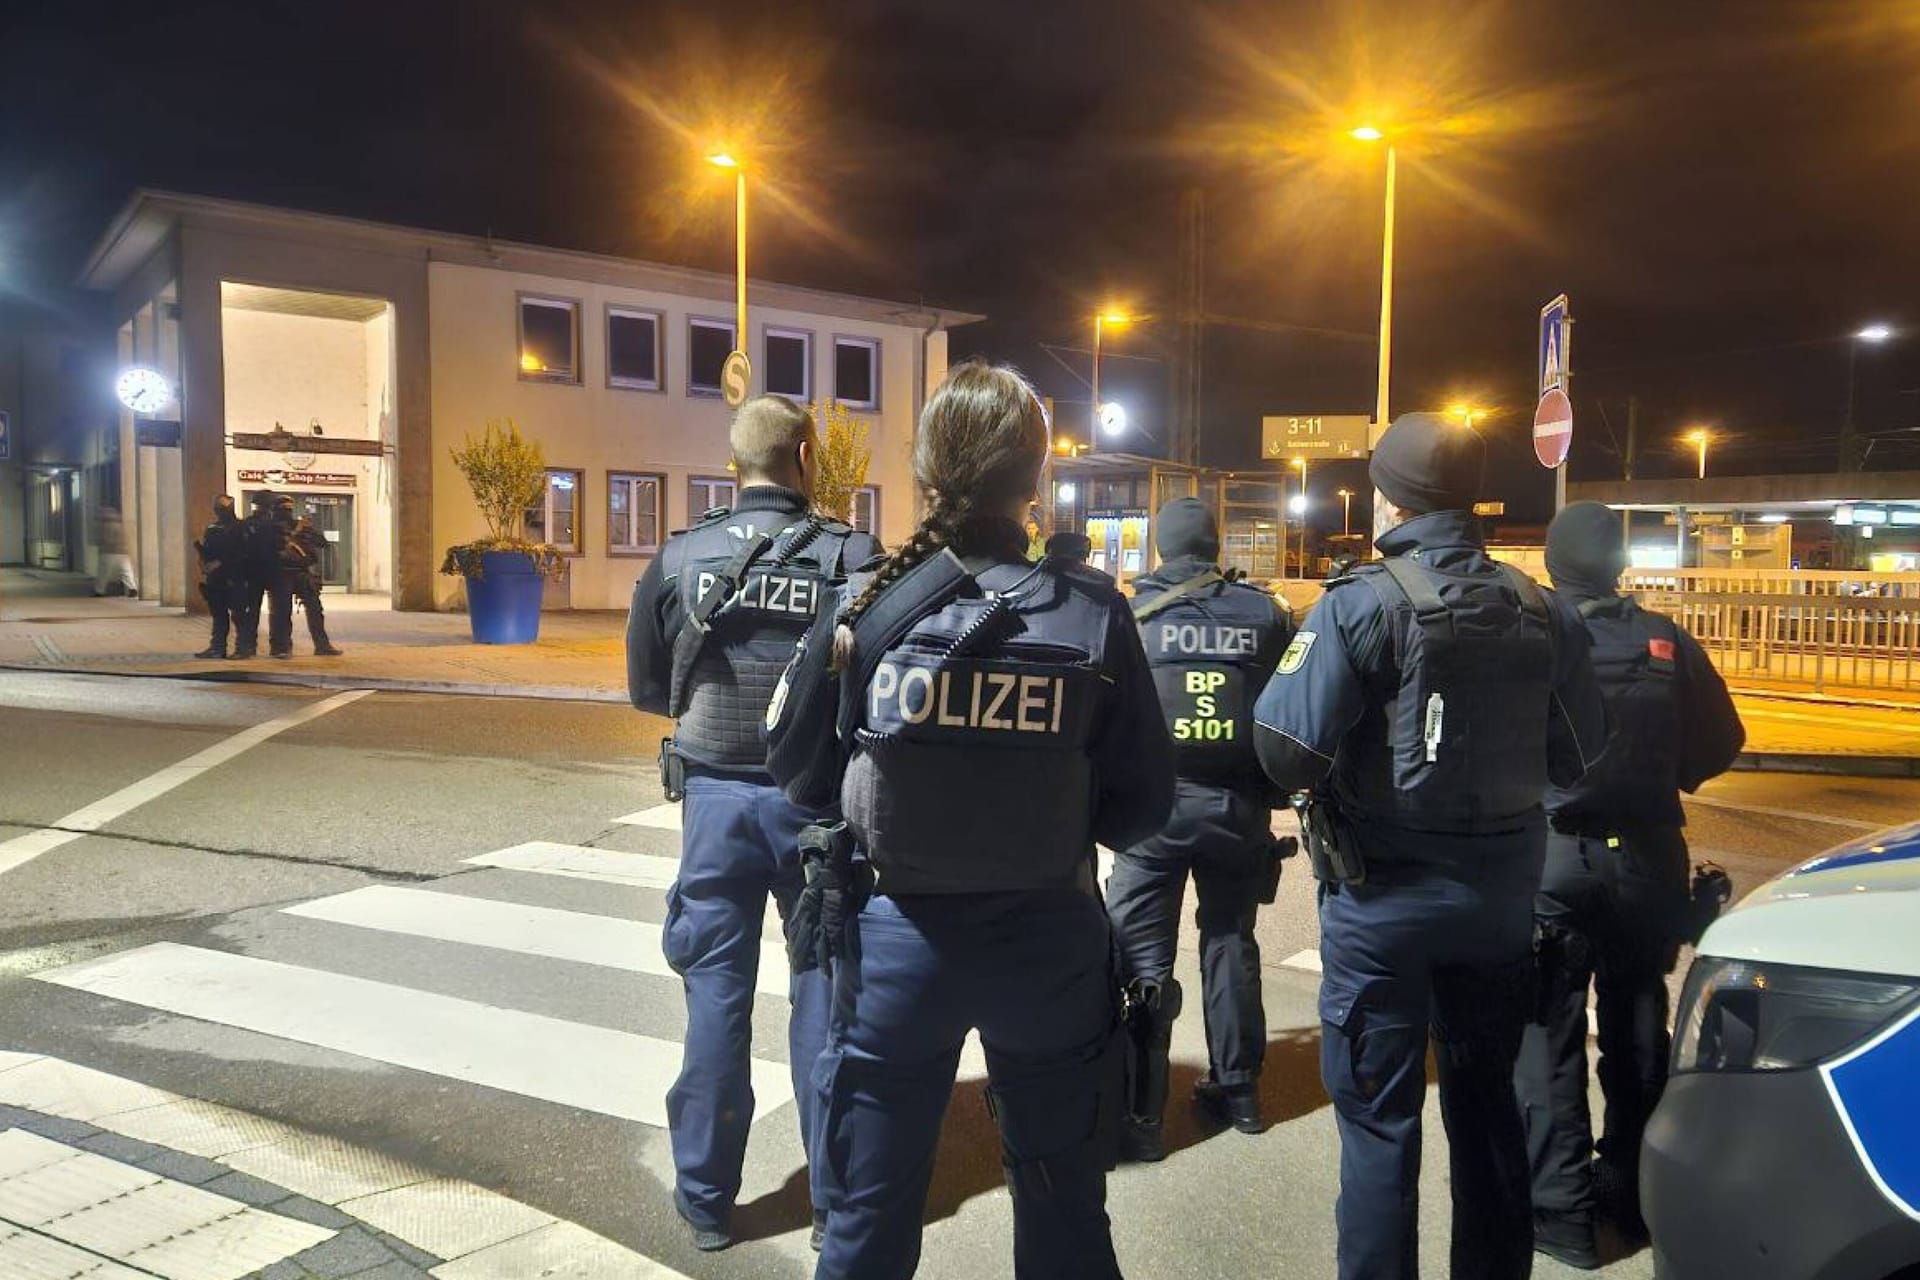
[4,0,1919,522]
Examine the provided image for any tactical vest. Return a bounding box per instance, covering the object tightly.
[840,553,1113,894]
[1548,599,1683,826]
[1133,571,1288,786]
[1334,556,1557,834]
[671,510,856,770]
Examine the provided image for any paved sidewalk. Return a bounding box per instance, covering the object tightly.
[5,568,1918,763]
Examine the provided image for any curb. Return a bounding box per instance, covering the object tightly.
[0,662,629,706]
[1729,685,1920,714]
[1733,751,1920,779]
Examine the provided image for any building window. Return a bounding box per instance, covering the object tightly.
[527,469,583,553]
[690,475,737,517]
[608,472,663,555]
[764,328,811,400]
[834,336,880,410]
[518,296,579,383]
[607,308,662,391]
[850,486,880,538]
[688,318,736,396]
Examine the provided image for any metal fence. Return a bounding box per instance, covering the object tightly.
[1623,569,1920,694]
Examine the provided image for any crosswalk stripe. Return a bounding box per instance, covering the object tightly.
[464,841,679,889]
[613,804,683,831]
[284,886,793,997]
[35,944,793,1128]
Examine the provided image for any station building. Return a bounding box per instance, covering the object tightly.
[78,191,977,611]
[1047,451,1290,584]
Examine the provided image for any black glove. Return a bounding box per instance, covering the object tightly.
[788,822,869,976]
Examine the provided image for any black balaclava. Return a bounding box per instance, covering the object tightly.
[1154,497,1220,562]
[1044,531,1092,563]
[1546,501,1628,600]
[1368,413,1486,516]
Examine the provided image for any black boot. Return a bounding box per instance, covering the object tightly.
[193,646,225,659]
[1194,1074,1265,1134]
[1120,1116,1166,1163]
[1534,1211,1601,1270]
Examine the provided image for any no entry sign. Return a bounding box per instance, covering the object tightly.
[1533,388,1573,469]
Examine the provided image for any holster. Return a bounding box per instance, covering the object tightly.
[657,738,687,803]
[1293,795,1365,885]
[1684,861,1733,945]
[1260,835,1299,905]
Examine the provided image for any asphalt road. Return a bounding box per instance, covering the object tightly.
[0,671,1913,1280]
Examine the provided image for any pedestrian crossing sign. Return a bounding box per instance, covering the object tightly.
[1539,295,1572,396]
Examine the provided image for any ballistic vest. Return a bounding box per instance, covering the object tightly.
[1547,597,1684,827]
[1333,555,1557,834]
[840,554,1114,893]
[1133,567,1291,788]
[670,508,856,770]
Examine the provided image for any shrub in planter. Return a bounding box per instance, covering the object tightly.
[439,419,565,644]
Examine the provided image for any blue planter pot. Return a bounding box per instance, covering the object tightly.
[465,551,545,644]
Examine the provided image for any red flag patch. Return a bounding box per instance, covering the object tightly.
[1648,637,1677,662]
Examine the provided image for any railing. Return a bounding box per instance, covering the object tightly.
[1623,569,1920,694]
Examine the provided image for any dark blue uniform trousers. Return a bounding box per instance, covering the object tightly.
[1107,781,1270,1089]
[812,888,1124,1280]
[662,774,831,1230]
[1516,826,1689,1220]
[1317,838,1542,1280]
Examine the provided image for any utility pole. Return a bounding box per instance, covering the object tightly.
[1172,188,1205,468]
[1624,395,1639,481]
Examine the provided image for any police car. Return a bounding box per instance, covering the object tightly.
[1643,820,1920,1280]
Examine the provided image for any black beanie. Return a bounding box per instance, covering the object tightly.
[1546,501,1627,599]
[1368,413,1486,515]
[1154,497,1220,561]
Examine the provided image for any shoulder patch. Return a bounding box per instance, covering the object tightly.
[1278,630,1316,675]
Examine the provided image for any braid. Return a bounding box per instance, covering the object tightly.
[830,515,951,673]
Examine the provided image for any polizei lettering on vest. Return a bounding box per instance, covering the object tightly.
[870,661,1067,733]
[1157,623,1259,657]
[695,570,819,616]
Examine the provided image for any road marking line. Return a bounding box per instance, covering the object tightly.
[613,803,682,830]
[35,943,792,1128]
[0,1128,335,1278]
[1685,793,1882,831]
[0,688,372,878]
[285,885,792,996]
[465,841,679,889]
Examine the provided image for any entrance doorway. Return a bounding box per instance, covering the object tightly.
[241,491,356,590]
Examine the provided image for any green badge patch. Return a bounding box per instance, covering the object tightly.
[1278,631,1316,675]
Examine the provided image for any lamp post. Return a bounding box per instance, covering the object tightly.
[1842,323,1894,473]
[1337,487,1354,536]
[1686,428,1711,480]
[707,152,747,356]
[1290,456,1308,578]
[1093,310,1132,445]
[1350,126,1396,431]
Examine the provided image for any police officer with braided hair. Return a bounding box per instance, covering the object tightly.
[1108,497,1295,1161]
[766,360,1173,1280]
[1253,414,1608,1280]
[626,394,880,1253]
[1516,502,1743,1267]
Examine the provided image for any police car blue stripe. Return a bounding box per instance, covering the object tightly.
[1820,1000,1920,1223]
[1788,821,1920,877]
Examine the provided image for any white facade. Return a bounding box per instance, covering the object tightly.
[78,192,978,612]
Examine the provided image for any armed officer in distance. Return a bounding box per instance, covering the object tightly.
[626,394,881,1254]
[1108,497,1296,1159]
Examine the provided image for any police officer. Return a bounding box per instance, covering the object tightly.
[1253,413,1608,1280]
[1517,501,1744,1266]
[1044,529,1094,565]
[193,494,244,659]
[274,501,343,658]
[231,492,284,660]
[626,394,879,1253]
[1108,497,1295,1160]
[767,360,1174,1280]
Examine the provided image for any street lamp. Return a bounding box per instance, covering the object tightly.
[1290,456,1308,579]
[1446,402,1490,429]
[1842,323,1896,473]
[707,151,748,364]
[1092,310,1133,442]
[1350,126,1397,433]
[1337,487,1354,535]
[1685,428,1712,480]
